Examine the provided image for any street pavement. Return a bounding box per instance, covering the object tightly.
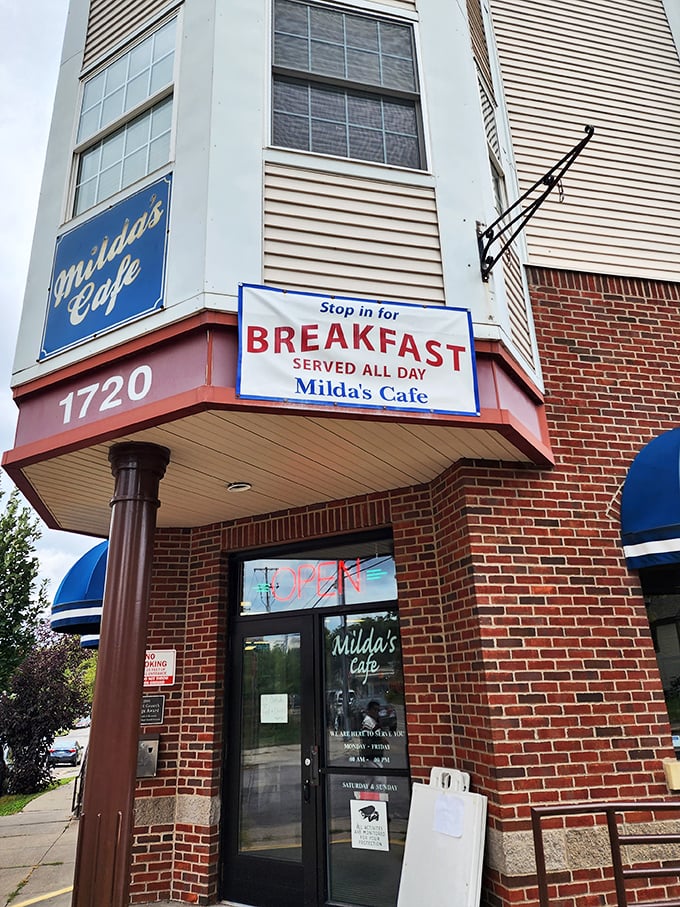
[0,778,77,907]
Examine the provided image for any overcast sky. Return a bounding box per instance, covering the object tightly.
[0,0,96,599]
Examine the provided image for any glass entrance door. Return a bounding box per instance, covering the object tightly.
[223,616,317,907]
[322,610,411,907]
[221,541,410,907]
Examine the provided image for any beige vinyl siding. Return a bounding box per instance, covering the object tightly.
[83,0,173,67]
[263,163,445,303]
[490,0,680,281]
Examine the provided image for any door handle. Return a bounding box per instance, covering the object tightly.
[309,745,319,786]
[303,745,320,794]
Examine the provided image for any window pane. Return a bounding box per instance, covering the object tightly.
[98,162,122,200]
[324,611,408,770]
[310,39,345,78]
[349,126,383,163]
[310,84,345,122]
[379,21,413,58]
[382,56,416,92]
[347,49,381,86]
[239,633,302,862]
[82,72,105,109]
[74,178,98,216]
[78,107,101,144]
[348,94,382,129]
[311,118,347,156]
[148,133,171,172]
[125,73,149,111]
[385,132,420,168]
[275,0,309,37]
[326,772,410,907]
[101,87,125,126]
[105,56,128,92]
[150,55,173,94]
[273,111,310,150]
[122,147,148,186]
[346,15,379,52]
[274,78,309,117]
[79,145,101,182]
[310,6,344,43]
[274,33,309,70]
[125,115,150,154]
[152,19,176,60]
[100,130,125,169]
[151,97,173,138]
[128,40,152,78]
[383,99,417,134]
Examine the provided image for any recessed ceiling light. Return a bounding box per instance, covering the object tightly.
[226,481,252,493]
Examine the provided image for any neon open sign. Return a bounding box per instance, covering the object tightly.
[242,555,397,613]
[266,559,361,603]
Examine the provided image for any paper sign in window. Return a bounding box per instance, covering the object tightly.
[260,693,289,724]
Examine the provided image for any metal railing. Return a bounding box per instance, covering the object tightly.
[531,801,680,907]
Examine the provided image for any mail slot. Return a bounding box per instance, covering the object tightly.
[137,735,160,778]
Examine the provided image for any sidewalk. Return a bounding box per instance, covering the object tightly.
[0,781,77,907]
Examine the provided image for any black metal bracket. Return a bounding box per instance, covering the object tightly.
[477,125,595,282]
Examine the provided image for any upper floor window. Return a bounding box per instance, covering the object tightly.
[272,0,423,169]
[73,18,176,216]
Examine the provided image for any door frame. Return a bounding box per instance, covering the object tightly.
[219,533,409,907]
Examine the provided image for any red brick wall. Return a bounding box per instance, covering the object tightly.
[130,266,680,906]
[472,267,680,905]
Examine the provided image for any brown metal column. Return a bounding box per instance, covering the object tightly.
[72,442,170,907]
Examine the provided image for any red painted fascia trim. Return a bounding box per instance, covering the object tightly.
[11,310,238,401]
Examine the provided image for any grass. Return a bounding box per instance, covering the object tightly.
[0,778,72,816]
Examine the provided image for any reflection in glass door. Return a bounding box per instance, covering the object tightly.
[323,610,410,907]
[239,633,302,862]
[223,619,316,907]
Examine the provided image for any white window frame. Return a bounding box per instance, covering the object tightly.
[71,15,179,218]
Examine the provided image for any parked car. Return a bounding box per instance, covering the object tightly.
[49,738,83,766]
[350,697,397,732]
[73,715,91,728]
[326,689,355,731]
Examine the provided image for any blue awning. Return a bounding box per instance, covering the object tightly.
[621,429,680,568]
[51,541,107,635]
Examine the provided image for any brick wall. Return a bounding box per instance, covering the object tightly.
[473,267,680,905]
[129,266,680,906]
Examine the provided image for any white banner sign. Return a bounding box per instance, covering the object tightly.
[237,285,479,416]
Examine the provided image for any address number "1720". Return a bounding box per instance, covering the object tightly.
[58,365,153,425]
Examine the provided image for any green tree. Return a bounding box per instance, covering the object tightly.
[0,487,47,693]
[0,627,90,794]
